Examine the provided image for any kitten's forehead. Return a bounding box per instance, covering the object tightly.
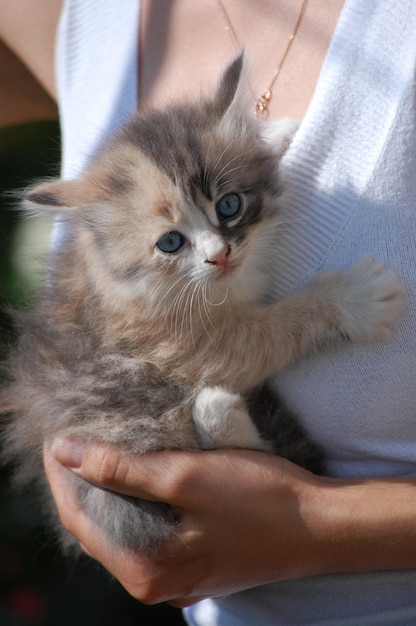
[96,141,182,219]
[117,106,277,205]
[121,107,207,192]
[94,140,221,240]
[92,104,280,240]
[131,156,185,224]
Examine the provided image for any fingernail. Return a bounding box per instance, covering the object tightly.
[52,437,84,468]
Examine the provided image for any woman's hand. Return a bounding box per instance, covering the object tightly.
[44,440,331,607]
[44,439,416,607]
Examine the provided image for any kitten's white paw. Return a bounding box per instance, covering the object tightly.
[313,257,405,342]
[193,387,270,452]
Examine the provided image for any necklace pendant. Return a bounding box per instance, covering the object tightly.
[218,0,309,116]
[255,89,272,117]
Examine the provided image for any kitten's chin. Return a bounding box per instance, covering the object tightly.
[218,264,269,305]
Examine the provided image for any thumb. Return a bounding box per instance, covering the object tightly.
[51,437,203,505]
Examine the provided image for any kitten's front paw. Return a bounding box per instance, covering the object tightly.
[193,387,271,452]
[314,257,405,342]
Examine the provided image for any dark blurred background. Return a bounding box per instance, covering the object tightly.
[0,121,186,626]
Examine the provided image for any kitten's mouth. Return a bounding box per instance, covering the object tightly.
[215,260,239,277]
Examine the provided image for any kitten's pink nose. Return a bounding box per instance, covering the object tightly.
[205,245,231,267]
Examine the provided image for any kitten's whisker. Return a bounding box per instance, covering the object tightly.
[187,280,202,350]
[211,139,234,181]
[218,150,278,182]
[162,278,188,314]
[154,269,188,337]
[197,281,216,343]
[202,282,216,330]
[155,272,189,319]
[213,150,247,188]
[204,284,229,307]
[150,277,182,330]
[215,160,261,190]
[173,282,191,342]
[186,285,197,346]
[202,134,232,195]
[202,151,211,199]
[181,282,198,345]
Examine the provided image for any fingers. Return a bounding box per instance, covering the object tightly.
[43,442,97,542]
[168,597,209,608]
[44,439,320,604]
[44,443,176,603]
[51,437,208,506]
[51,437,278,509]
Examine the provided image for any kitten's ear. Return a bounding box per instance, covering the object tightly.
[211,54,246,117]
[23,177,97,213]
[260,118,300,159]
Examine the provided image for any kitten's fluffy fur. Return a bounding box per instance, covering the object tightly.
[1,57,404,553]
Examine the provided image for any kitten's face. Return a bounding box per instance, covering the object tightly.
[79,120,282,312]
[26,56,284,315]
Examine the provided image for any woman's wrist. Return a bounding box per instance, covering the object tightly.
[297,472,416,577]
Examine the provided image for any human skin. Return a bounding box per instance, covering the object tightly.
[46,440,416,608]
[3,0,416,610]
[0,0,59,128]
[0,0,342,124]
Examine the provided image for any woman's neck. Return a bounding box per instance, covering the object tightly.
[139,0,344,121]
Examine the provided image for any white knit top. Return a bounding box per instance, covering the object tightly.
[56,1,416,623]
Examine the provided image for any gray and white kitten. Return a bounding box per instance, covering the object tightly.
[0,57,404,553]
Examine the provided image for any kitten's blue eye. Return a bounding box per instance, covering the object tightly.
[216,193,241,221]
[156,231,186,254]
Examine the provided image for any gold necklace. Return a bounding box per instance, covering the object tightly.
[216,0,309,116]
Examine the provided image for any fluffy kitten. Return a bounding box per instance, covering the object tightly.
[0,57,404,553]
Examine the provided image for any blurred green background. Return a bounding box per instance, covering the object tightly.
[0,122,186,626]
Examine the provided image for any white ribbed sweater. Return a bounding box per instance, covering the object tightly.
[56,1,416,623]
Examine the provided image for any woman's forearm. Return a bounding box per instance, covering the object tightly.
[303,474,416,576]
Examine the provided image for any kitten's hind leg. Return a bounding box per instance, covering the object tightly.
[193,386,272,452]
